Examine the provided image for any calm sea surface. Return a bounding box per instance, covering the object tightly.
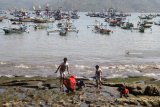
[0,13,160,79]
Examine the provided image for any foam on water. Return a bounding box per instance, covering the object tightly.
[1,75,14,78]
[106,74,127,78]
[24,75,36,78]
[15,64,30,69]
[143,73,160,80]
[75,65,91,69]
[0,61,7,65]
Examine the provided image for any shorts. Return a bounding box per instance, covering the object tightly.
[60,72,66,78]
[96,76,101,81]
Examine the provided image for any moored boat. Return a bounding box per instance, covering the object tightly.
[0,16,6,22]
[121,22,133,29]
[2,26,27,34]
[154,21,160,26]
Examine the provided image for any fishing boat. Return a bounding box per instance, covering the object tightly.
[121,22,133,29]
[138,16,147,20]
[2,26,27,34]
[33,18,54,23]
[138,14,155,20]
[12,22,23,25]
[141,23,152,28]
[71,10,80,19]
[47,19,78,36]
[109,19,118,26]
[33,18,47,23]
[94,24,111,34]
[0,18,3,22]
[137,20,152,28]
[154,21,160,26]
[57,22,64,28]
[19,18,34,22]
[34,24,48,30]
[131,26,145,33]
[10,17,33,22]
[99,28,111,34]
[143,20,153,24]
[0,16,6,22]
[138,26,145,33]
[59,28,67,36]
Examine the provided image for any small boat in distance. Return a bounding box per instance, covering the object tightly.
[2,25,27,34]
[0,16,5,22]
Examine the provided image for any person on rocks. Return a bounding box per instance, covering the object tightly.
[64,75,76,93]
[120,85,129,98]
[55,57,70,91]
[95,65,102,88]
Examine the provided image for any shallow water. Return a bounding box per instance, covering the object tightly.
[0,13,160,78]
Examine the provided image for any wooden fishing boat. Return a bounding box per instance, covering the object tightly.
[109,19,118,26]
[99,28,111,34]
[33,18,47,23]
[142,24,152,28]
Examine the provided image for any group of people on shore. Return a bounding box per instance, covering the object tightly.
[55,57,102,90]
[55,57,129,97]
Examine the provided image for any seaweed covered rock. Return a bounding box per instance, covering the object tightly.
[144,85,160,96]
[127,84,160,96]
[116,96,160,107]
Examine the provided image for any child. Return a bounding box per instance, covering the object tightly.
[95,65,102,88]
[120,84,129,98]
[55,57,69,91]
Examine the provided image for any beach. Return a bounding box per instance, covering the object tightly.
[0,76,159,107]
[0,12,160,106]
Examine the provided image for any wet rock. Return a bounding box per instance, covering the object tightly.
[58,100,66,106]
[79,95,85,102]
[37,82,44,89]
[144,85,160,96]
[51,104,60,107]
[102,83,122,87]
[85,100,91,104]
[127,84,160,96]
[89,103,96,107]
[43,83,58,89]
[116,96,160,107]
[116,98,138,106]
[2,102,11,107]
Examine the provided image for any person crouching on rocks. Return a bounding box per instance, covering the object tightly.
[95,65,102,88]
[120,85,129,98]
[55,57,70,91]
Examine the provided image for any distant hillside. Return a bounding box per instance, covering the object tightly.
[1,0,160,12]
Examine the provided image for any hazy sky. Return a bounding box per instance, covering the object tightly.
[0,0,160,12]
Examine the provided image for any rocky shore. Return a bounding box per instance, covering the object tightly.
[0,76,159,107]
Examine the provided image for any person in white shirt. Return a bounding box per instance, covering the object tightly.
[55,57,69,91]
